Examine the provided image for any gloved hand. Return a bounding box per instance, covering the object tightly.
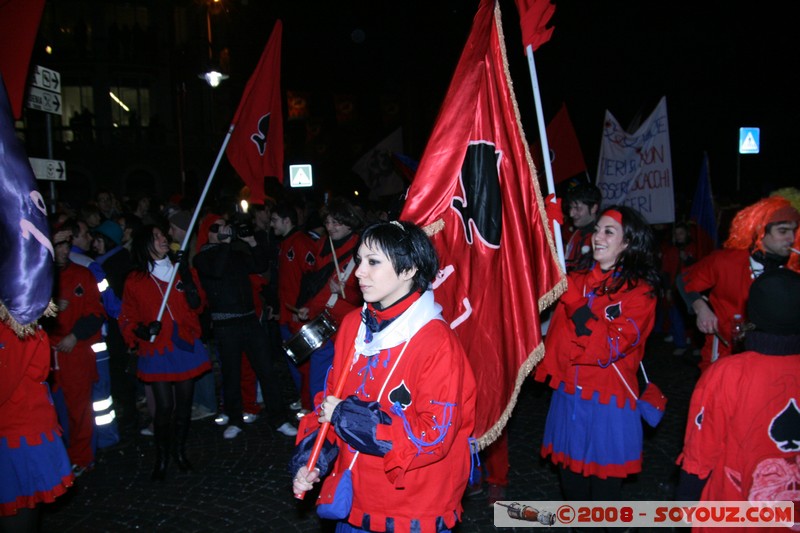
[134,320,162,340]
[571,304,597,337]
[174,249,191,277]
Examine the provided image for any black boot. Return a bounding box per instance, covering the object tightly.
[151,425,170,481]
[173,417,193,472]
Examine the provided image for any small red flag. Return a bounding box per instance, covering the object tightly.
[226,20,284,203]
[0,0,46,120]
[401,0,565,447]
[514,0,555,51]
[533,102,587,184]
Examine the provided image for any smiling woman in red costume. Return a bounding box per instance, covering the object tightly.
[535,205,661,503]
[291,220,476,533]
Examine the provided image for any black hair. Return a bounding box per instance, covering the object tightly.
[130,224,164,273]
[566,182,602,210]
[356,220,440,293]
[321,197,365,232]
[272,202,298,226]
[577,205,661,295]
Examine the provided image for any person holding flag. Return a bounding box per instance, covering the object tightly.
[119,225,211,480]
[291,221,476,533]
[535,206,660,502]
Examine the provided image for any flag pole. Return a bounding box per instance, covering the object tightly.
[150,124,235,340]
[524,44,565,271]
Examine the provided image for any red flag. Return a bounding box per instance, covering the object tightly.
[401,0,566,447]
[0,0,46,120]
[226,20,284,203]
[514,0,555,51]
[533,102,587,184]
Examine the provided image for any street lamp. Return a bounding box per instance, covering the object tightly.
[199,70,228,87]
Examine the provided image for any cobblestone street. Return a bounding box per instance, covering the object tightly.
[41,335,700,532]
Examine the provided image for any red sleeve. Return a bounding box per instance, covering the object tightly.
[681,252,720,294]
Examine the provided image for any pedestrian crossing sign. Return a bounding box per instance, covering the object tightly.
[739,127,760,154]
[289,164,313,187]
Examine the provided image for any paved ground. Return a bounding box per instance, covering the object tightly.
[40,334,701,532]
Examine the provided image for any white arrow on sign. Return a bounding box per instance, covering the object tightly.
[32,66,61,92]
[29,157,67,181]
[26,87,62,115]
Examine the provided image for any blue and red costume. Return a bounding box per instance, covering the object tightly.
[119,268,210,382]
[535,263,656,478]
[291,291,476,532]
[1,323,74,516]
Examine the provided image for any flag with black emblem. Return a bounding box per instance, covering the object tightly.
[400,0,565,447]
[226,20,284,203]
[0,74,54,332]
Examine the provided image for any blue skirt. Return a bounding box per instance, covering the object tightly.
[0,431,73,515]
[541,383,643,478]
[138,332,211,383]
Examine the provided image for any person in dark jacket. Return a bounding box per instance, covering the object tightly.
[193,215,297,440]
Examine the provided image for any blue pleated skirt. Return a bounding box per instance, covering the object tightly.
[137,330,211,382]
[0,431,73,515]
[541,383,643,478]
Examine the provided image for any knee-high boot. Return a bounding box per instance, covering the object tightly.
[151,424,170,481]
[173,416,193,472]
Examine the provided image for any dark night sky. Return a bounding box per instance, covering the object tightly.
[224,1,799,209]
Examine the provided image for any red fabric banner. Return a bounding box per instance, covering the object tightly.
[514,0,555,51]
[0,0,46,120]
[226,20,284,203]
[533,102,587,184]
[400,0,565,447]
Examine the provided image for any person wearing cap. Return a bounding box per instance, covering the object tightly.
[678,196,800,372]
[46,227,106,477]
[676,268,800,520]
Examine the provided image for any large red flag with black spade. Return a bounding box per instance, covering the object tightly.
[401,0,565,447]
[226,20,284,203]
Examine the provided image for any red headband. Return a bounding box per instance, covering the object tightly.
[603,209,624,226]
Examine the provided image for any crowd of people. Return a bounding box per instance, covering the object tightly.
[2,179,799,532]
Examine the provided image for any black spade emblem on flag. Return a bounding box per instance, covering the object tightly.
[388,381,412,410]
[250,113,271,155]
[451,141,502,248]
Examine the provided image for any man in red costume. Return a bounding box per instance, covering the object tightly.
[676,268,800,532]
[48,228,106,475]
[678,196,799,372]
[271,202,317,410]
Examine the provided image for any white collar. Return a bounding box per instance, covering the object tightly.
[352,290,442,361]
[150,257,175,282]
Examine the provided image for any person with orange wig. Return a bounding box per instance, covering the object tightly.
[678,196,800,371]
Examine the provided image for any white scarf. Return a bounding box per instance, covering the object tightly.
[352,290,443,361]
[150,257,176,282]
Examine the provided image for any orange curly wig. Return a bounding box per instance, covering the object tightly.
[723,196,798,255]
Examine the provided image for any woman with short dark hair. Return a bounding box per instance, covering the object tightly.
[291,220,477,532]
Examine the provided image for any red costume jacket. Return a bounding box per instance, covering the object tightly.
[535,264,656,408]
[296,292,476,533]
[276,230,317,326]
[50,262,105,347]
[564,225,593,272]
[119,268,205,356]
[680,249,753,367]
[677,351,800,532]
